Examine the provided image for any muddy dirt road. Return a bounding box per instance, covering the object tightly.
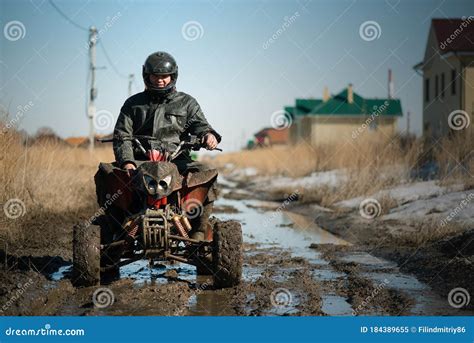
[1,178,471,316]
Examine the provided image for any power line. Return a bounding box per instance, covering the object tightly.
[49,0,89,32]
[99,40,129,79]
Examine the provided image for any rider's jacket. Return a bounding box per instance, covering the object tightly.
[113,88,221,167]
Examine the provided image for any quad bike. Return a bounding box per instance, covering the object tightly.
[72,134,242,289]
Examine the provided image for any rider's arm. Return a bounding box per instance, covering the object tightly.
[185,96,222,143]
[113,101,136,168]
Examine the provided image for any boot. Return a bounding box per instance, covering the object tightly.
[189,201,213,241]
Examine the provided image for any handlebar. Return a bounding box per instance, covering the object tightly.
[97,135,157,143]
[97,134,222,159]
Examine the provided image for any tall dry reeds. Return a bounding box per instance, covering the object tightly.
[0,119,114,248]
[0,129,113,211]
[210,130,473,205]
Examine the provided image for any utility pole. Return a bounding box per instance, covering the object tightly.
[88,26,98,152]
[128,74,134,97]
[407,110,411,136]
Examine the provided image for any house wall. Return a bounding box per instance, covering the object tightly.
[421,27,474,136]
[464,67,474,123]
[309,117,397,145]
[289,119,298,144]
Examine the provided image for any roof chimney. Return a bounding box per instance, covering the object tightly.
[323,86,330,102]
[388,69,394,99]
[347,84,353,104]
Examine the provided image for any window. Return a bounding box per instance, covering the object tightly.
[441,73,445,98]
[435,75,439,99]
[425,78,430,102]
[451,69,456,95]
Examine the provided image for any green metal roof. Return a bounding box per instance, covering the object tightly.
[295,99,323,115]
[293,87,403,117]
[284,106,295,115]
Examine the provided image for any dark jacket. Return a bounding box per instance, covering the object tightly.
[113,89,221,167]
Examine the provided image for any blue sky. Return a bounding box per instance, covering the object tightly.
[1,0,473,151]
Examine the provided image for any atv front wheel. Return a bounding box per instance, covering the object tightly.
[212,220,242,288]
[196,254,213,276]
[72,223,100,287]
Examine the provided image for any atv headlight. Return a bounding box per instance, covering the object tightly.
[143,174,158,195]
[158,175,172,192]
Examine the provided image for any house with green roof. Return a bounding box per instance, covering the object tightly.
[286,84,403,145]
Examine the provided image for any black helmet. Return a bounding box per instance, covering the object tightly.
[142,51,178,96]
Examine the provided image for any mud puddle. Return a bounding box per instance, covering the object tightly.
[42,178,470,316]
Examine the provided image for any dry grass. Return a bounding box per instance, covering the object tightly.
[0,130,113,209]
[435,130,474,182]
[0,125,114,245]
[391,219,467,247]
[210,130,473,206]
[211,133,411,178]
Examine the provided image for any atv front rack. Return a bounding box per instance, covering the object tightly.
[100,208,211,272]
